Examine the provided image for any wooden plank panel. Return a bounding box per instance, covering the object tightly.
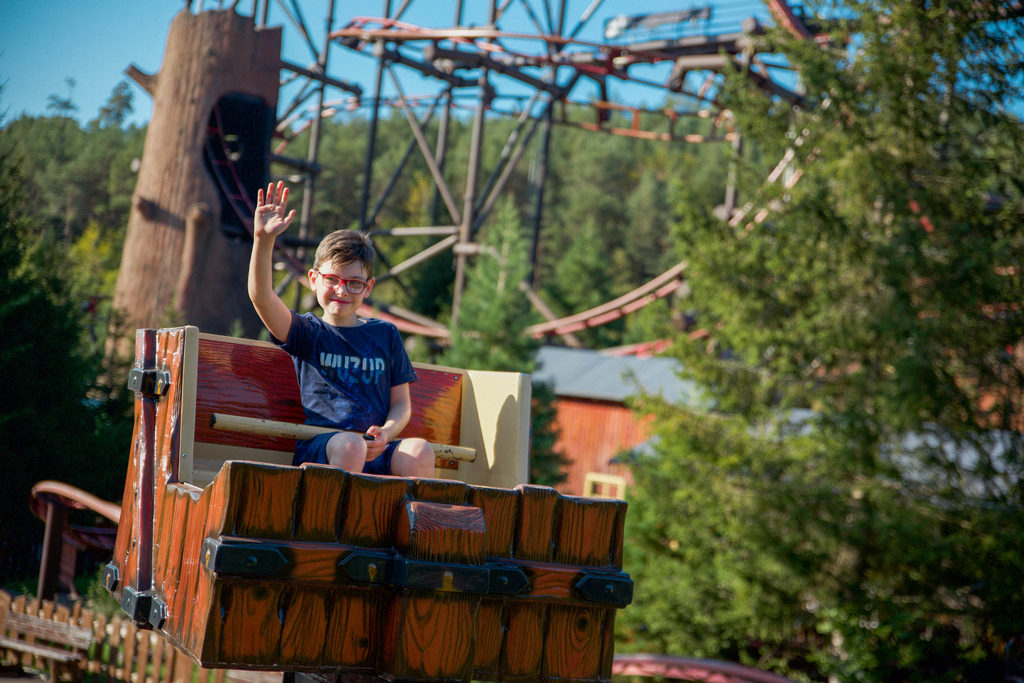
[277,586,328,666]
[108,614,128,680]
[112,414,140,549]
[150,629,166,683]
[396,501,486,565]
[8,596,27,669]
[194,337,304,452]
[611,499,628,569]
[129,623,145,683]
[151,486,194,656]
[471,486,518,558]
[501,602,546,681]
[201,582,228,667]
[157,487,194,634]
[315,473,410,673]
[220,462,302,540]
[473,600,506,678]
[293,464,350,542]
[469,484,519,679]
[512,560,594,602]
[173,646,193,683]
[512,485,558,562]
[337,474,411,547]
[87,612,106,676]
[599,609,617,682]
[544,494,622,682]
[322,590,386,670]
[154,328,188,491]
[387,593,478,680]
[192,473,231,660]
[554,496,623,567]
[210,580,282,667]
[402,367,463,447]
[387,501,486,680]
[152,485,179,596]
[543,606,606,681]
[411,478,470,505]
[501,485,560,680]
[173,489,208,656]
[117,409,144,594]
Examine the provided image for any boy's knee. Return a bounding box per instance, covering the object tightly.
[412,439,435,475]
[395,438,434,477]
[325,432,365,472]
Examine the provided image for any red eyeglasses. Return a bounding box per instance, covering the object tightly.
[314,271,370,295]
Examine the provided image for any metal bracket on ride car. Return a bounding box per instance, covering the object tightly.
[127,367,171,397]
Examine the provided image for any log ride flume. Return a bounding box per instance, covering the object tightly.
[103,326,632,682]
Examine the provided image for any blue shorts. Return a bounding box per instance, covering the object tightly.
[293,432,398,475]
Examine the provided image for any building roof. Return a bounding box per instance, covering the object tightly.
[533,346,700,404]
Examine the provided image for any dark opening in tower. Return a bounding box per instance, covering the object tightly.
[203,93,275,240]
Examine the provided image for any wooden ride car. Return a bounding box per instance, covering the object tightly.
[104,326,632,682]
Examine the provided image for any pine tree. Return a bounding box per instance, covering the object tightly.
[443,199,541,369]
[621,2,1024,680]
[441,199,567,485]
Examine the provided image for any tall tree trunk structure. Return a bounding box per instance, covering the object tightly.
[111,9,281,347]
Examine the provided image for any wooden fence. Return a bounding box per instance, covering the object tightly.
[0,592,250,683]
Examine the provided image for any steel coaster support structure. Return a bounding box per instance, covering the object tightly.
[233,0,805,341]
[293,0,335,311]
[359,0,391,234]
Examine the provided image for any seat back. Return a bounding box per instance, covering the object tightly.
[173,328,529,488]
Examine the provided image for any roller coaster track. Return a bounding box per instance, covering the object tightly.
[612,652,799,683]
[525,261,687,339]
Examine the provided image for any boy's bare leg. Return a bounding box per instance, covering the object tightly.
[391,438,435,477]
[325,432,368,472]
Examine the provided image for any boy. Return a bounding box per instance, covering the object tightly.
[248,180,434,477]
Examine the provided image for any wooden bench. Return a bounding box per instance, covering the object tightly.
[0,595,92,682]
[104,326,631,682]
[30,481,122,601]
[173,327,531,489]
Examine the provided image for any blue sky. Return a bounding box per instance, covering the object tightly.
[0,2,175,126]
[0,1,779,128]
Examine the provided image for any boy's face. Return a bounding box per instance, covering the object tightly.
[309,259,374,327]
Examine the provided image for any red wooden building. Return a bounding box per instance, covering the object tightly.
[533,345,694,499]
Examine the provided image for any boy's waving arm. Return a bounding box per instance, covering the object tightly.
[248,181,296,342]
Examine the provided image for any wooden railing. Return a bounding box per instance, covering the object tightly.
[1,592,238,683]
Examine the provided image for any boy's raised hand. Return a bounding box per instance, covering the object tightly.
[254,181,296,239]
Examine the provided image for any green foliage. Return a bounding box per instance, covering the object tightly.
[0,84,142,248]
[441,199,540,369]
[622,2,1024,680]
[92,81,135,130]
[0,123,132,584]
[67,222,124,355]
[82,567,122,618]
[439,200,568,485]
[525,379,567,487]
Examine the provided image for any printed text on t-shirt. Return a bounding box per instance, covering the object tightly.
[320,353,386,384]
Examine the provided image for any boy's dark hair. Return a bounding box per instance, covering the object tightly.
[313,229,375,273]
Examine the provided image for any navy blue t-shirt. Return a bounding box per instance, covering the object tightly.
[274,311,417,433]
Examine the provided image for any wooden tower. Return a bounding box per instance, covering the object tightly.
[111,9,281,340]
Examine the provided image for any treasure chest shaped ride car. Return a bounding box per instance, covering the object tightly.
[104,326,633,682]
